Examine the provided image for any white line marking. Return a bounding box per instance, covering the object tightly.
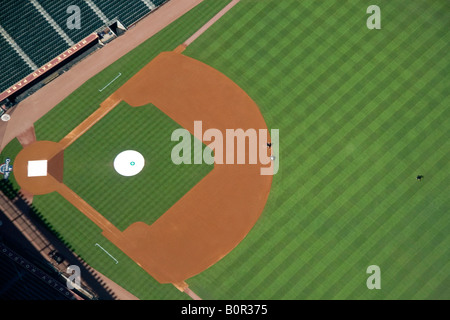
[98,73,122,92]
[183,0,240,47]
[95,243,119,264]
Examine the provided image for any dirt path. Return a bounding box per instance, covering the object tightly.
[55,183,123,242]
[59,94,120,149]
[17,125,36,148]
[0,0,205,151]
[184,288,202,300]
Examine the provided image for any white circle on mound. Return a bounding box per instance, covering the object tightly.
[1,114,11,122]
[114,150,145,177]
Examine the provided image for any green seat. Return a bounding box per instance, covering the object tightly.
[39,0,104,43]
[0,36,32,92]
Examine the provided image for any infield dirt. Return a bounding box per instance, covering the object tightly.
[13,50,273,286]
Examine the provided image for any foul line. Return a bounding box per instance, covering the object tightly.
[58,93,120,150]
[182,0,240,48]
[95,243,119,264]
[98,73,122,92]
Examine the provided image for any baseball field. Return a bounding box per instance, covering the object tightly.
[2,0,449,299]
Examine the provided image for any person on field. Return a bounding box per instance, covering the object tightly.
[416,175,424,181]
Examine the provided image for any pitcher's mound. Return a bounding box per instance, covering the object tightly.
[114,150,145,177]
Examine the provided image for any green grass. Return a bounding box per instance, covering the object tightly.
[182,0,450,299]
[63,101,212,230]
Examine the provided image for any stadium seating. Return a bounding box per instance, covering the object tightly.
[93,0,151,27]
[152,0,169,7]
[38,0,104,43]
[0,0,68,67]
[0,36,33,92]
[0,242,73,300]
[0,0,169,95]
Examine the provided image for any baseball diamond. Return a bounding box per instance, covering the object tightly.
[0,0,448,302]
[12,50,273,285]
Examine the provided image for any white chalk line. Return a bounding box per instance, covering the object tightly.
[95,243,119,264]
[98,72,122,92]
[183,0,240,47]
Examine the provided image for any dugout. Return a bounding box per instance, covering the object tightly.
[0,33,101,106]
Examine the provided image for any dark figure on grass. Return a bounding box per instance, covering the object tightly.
[416,175,424,182]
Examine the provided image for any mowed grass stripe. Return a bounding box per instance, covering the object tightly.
[243,103,422,296]
[267,5,390,119]
[195,1,334,99]
[280,40,446,191]
[243,4,353,112]
[387,209,449,299]
[278,15,443,148]
[192,54,444,298]
[319,152,449,299]
[185,1,448,298]
[204,4,408,208]
[337,178,449,300]
[266,46,444,298]
[272,151,444,298]
[278,147,448,299]
[199,2,279,76]
[381,155,449,299]
[277,81,431,211]
[252,117,448,298]
[292,112,449,298]
[375,203,448,300]
[335,193,449,300]
[421,258,450,300]
[276,2,442,127]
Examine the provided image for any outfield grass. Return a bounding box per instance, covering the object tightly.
[64,101,212,230]
[183,0,449,299]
